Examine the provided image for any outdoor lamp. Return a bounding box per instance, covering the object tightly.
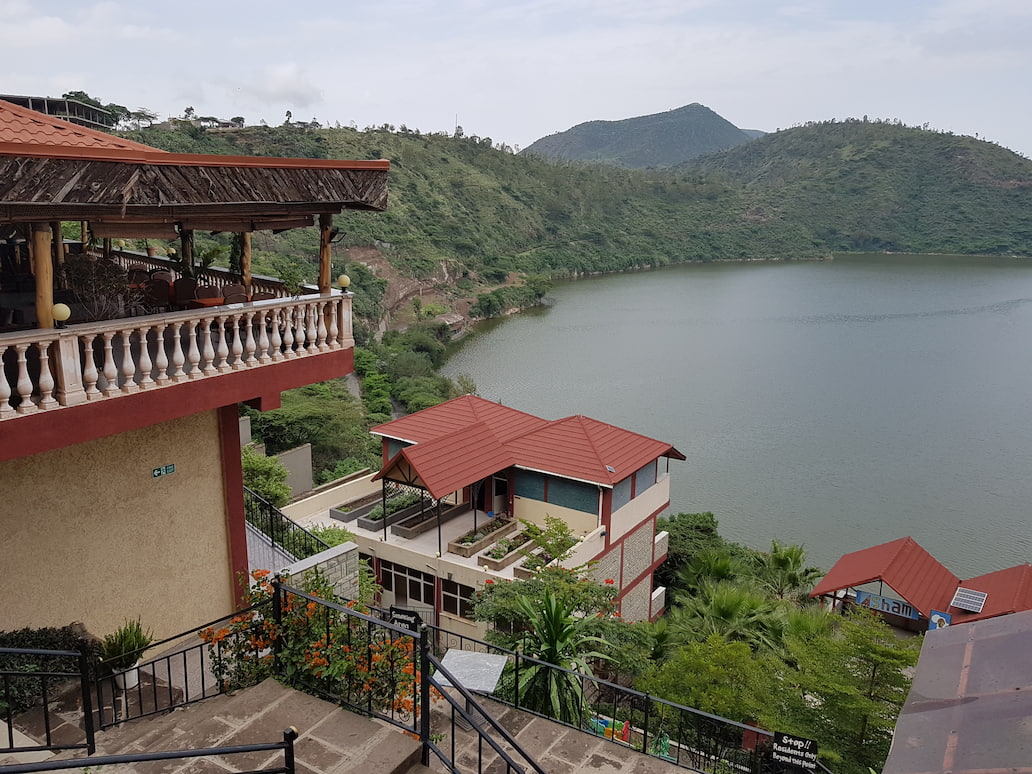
[52,303,71,328]
[167,248,177,257]
[337,273,351,291]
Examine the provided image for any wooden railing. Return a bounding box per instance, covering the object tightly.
[110,250,298,297]
[0,294,352,419]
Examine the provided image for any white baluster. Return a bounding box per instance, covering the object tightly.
[201,316,217,375]
[81,333,100,398]
[151,323,170,386]
[0,345,14,418]
[120,329,139,393]
[101,332,119,397]
[186,320,202,379]
[36,341,57,409]
[281,308,295,359]
[137,325,154,389]
[326,300,339,350]
[229,313,245,370]
[215,314,231,373]
[242,311,257,367]
[270,309,284,362]
[316,301,329,352]
[169,322,186,383]
[306,303,318,354]
[14,343,37,414]
[255,310,270,363]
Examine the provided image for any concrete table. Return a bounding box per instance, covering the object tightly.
[434,650,509,730]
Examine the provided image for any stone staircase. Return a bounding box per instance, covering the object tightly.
[4,678,688,774]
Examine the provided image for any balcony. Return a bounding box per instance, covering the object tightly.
[0,293,353,455]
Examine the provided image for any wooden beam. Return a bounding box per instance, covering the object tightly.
[241,232,252,294]
[319,213,332,292]
[32,223,54,328]
[181,229,194,270]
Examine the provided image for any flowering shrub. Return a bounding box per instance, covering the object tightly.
[200,569,428,717]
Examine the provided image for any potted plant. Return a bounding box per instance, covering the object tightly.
[101,618,153,690]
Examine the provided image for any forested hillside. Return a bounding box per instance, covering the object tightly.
[521,103,755,167]
[121,118,1032,298]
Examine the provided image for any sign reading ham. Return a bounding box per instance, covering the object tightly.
[855,590,920,620]
[771,731,818,771]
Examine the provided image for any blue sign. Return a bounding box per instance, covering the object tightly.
[856,590,920,620]
[928,610,952,630]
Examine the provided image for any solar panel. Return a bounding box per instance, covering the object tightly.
[950,587,988,613]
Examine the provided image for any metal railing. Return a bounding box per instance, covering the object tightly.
[0,647,94,756]
[244,487,331,562]
[0,727,300,774]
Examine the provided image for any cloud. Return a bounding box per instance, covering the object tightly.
[236,62,322,108]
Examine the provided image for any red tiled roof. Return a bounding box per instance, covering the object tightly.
[373,422,514,500]
[0,98,161,152]
[508,414,686,486]
[371,397,684,495]
[810,537,959,616]
[371,395,548,445]
[956,564,1032,621]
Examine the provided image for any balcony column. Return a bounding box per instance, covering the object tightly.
[318,213,332,292]
[52,331,88,407]
[240,232,252,294]
[31,223,54,328]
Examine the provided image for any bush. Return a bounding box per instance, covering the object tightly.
[242,444,291,506]
[0,624,98,715]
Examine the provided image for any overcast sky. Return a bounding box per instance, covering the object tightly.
[6,0,1031,156]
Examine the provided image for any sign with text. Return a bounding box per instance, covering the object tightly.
[856,590,920,620]
[771,732,818,771]
[152,464,176,479]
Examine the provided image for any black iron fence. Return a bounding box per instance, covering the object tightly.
[0,728,300,774]
[0,647,95,757]
[244,486,330,562]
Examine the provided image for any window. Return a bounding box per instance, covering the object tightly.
[442,579,476,619]
[547,476,598,514]
[386,439,410,459]
[514,470,545,500]
[634,460,658,496]
[379,560,435,606]
[612,476,632,511]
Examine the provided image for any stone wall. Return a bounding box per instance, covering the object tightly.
[284,541,360,601]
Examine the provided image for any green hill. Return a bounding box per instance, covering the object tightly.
[119,119,1032,299]
[521,103,756,168]
[680,119,1032,254]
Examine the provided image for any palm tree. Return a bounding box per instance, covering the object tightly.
[675,547,746,595]
[514,588,610,724]
[750,540,823,600]
[670,581,780,652]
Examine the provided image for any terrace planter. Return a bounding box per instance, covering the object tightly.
[478,532,533,571]
[392,503,468,539]
[512,551,552,580]
[356,501,425,532]
[447,518,517,558]
[330,506,359,524]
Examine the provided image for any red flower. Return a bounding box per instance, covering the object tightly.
[485,579,494,584]
[604,578,615,585]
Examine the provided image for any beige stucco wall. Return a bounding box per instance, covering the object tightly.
[609,475,670,540]
[0,411,235,641]
[512,496,599,537]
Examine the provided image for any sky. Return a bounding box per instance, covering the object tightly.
[5,0,1031,157]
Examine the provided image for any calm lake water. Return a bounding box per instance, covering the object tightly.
[442,255,1032,578]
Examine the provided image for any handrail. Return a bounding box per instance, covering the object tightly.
[244,487,331,562]
[422,640,546,774]
[0,646,95,756]
[0,727,299,774]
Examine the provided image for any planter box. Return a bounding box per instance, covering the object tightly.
[330,507,359,524]
[513,551,552,580]
[447,518,518,558]
[478,533,533,571]
[392,503,468,539]
[356,501,425,532]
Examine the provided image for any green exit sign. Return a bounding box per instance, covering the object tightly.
[152,464,176,478]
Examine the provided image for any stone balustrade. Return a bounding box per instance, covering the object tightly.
[0,294,352,420]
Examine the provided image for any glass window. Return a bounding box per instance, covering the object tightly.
[612,476,632,511]
[547,476,598,514]
[442,579,476,619]
[634,460,658,496]
[514,470,545,500]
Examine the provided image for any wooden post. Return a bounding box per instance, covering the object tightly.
[80,220,88,246]
[51,222,66,289]
[32,223,55,328]
[241,232,252,294]
[181,229,194,276]
[318,213,332,292]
